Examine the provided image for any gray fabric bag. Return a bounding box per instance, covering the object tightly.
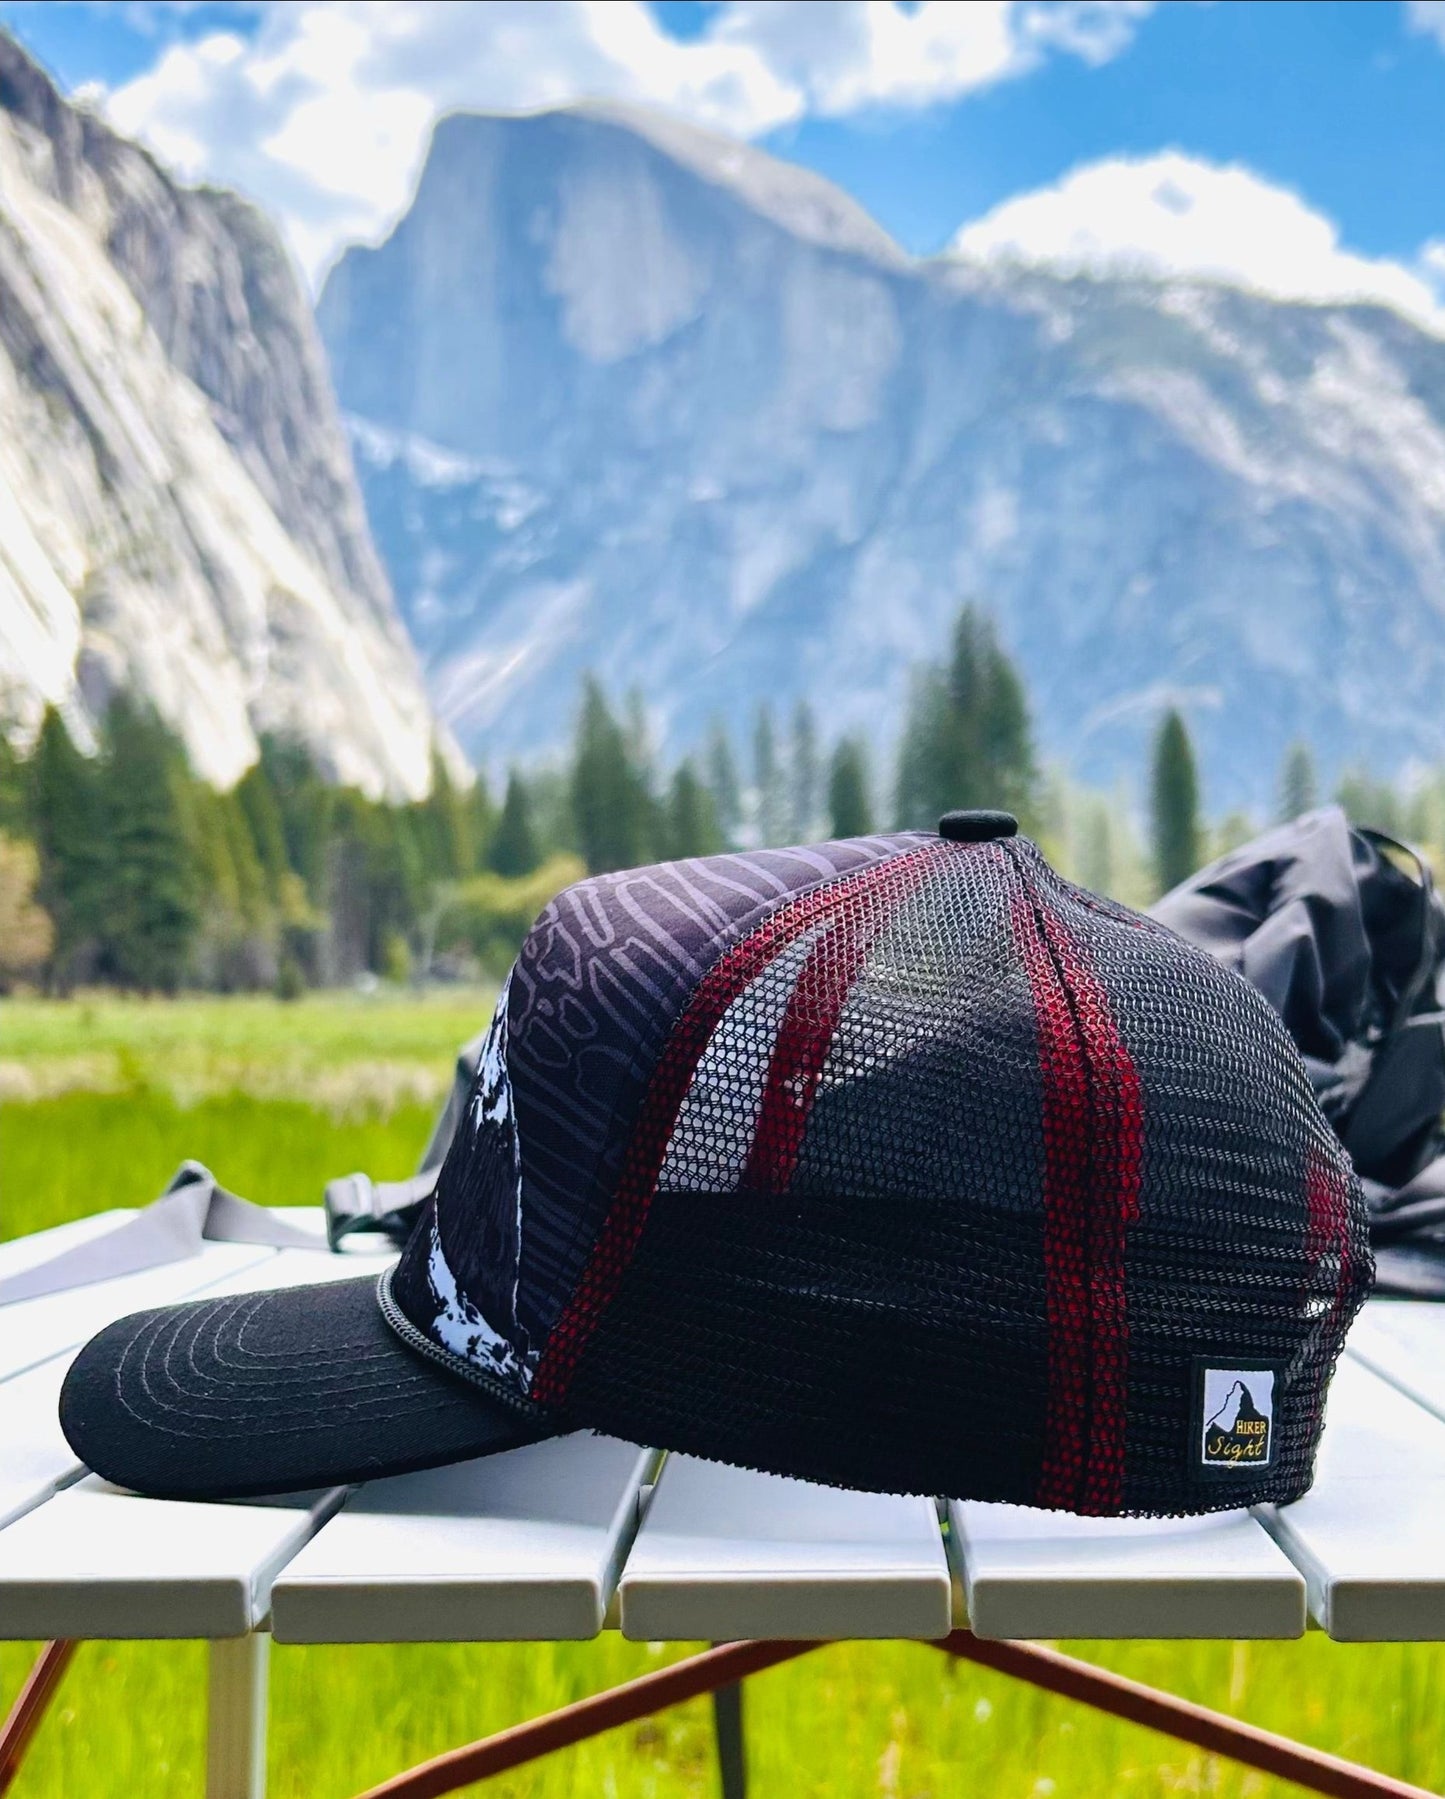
[1154,806,1445,1296]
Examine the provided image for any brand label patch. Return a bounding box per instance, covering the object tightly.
[1198,1366,1275,1472]
[1194,1367,1274,1467]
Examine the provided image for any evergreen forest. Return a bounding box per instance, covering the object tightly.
[0,604,1426,994]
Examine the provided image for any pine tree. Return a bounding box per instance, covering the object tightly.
[828,738,874,838]
[943,607,1037,821]
[187,783,273,990]
[222,789,271,936]
[193,787,242,922]
[624,690,665,859]
[417,749,472,881]
[788,699,819,842]
[258,734,334,901]
[467,773,496,872]
[980,632,1037,824]
[323,790,373,984]
[239,749,322,987]
[521,767,573,862]
[894,667,949,829]
[571,678,654,874]
[319,791,428,978]
[1150,709,1201,897]
[235,760,291,894]
[489,769,541,877]
[704,718,743,848]
[1277,742,1319,823]
[664,762,724,861]
[366,803,428,969]
[99,698,202,991]
[753,703,787,846]
[27,708,108,988]
[893,606,1037,830]
[190,784,241,986]
[939,605,987,806]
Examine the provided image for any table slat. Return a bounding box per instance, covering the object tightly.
[618,1457,952,1642]
[0,1356,85,1533]
[0,1239,279,1384]
[1259,1354,1445,1640]
[0,1240,390,1537]
[0,1476,343,1638]
[0,1236,290,1531]
[1346,1299,1445,1421]
[0,1212,134,1278]
[272,1435,654,1643]
[950,1501,1304,1640]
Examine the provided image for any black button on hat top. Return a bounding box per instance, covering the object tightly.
[939,809,1018,842]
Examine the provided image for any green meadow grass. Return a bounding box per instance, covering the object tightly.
[0,987,497,1115]
[4,993,1445,1797]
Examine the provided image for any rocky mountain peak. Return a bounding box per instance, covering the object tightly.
[319,102,1445,806]
[0,31,449,798]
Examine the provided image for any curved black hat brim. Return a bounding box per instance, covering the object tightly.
[58,1273,558,1500]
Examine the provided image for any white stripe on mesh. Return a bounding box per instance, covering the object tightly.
[657,921,828,1194]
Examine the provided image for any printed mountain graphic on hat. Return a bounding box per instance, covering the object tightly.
[1203,1380,1271,1465]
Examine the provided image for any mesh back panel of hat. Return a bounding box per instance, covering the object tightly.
[391,832,1370,1515]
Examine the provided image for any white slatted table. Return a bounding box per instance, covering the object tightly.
[618,1455,954,1642]
[272,1436,656,1644]
[2,1216,1443,1799]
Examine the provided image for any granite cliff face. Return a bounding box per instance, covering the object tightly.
[319,105,1445,807]
[0,34,443,796]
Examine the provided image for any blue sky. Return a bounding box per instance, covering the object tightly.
[768,2,1445,261]
[3,1,1444,304]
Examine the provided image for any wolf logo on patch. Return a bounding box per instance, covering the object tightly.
[1200,1367,1275,1469]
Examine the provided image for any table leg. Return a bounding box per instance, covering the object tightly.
[710,1674,746,1799]
[351,1639,816,1799]
[207,1635,270,1799]
[937,1633,1435,1799]
[0,1641,79,1796]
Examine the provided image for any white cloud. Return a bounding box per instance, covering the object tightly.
[1406,0,1445,50]
[1019,0,1156,67]
[712,1,1021,113]
[949,152,1445,332]
[97,0,1153,284]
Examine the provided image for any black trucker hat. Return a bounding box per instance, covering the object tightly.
[60,813,1371,1514]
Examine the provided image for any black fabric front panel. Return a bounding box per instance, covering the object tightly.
[564,1184,1052,1504]
[1019,845,1372,1512]
[501,835,928,1347]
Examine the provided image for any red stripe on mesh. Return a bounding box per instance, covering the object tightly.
[1011,890,1091,1508]
[1304,1140,1354,1358]
[531,843,948,1405]
[740,904,893,1192]
[1012,879,1144,1514]
[1038,903,1144,1514]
